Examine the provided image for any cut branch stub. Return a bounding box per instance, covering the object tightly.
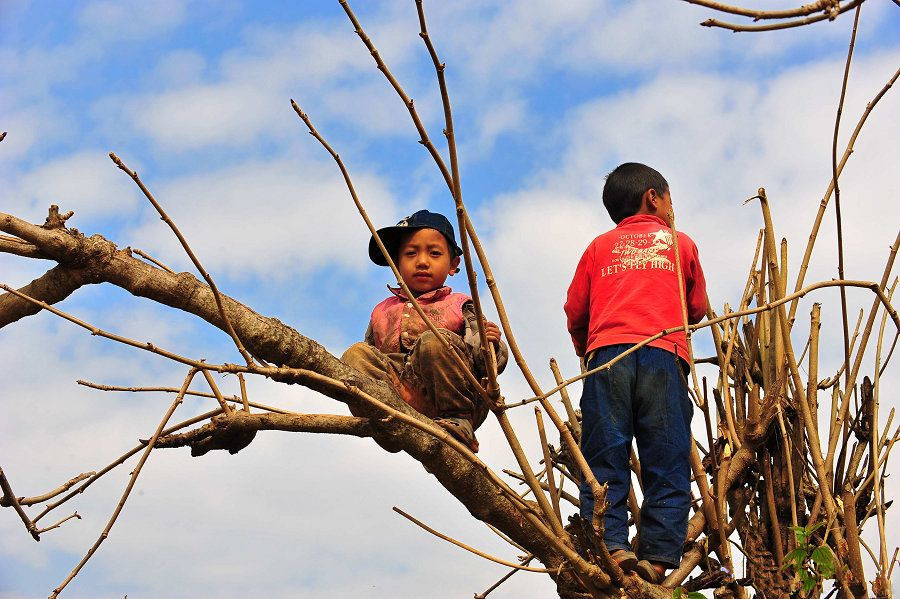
[42,205,74,230]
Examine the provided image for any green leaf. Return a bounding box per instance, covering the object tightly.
[811,545,833,566]
[784,548,807,570]
[808,521,826,534]
[812,545,836,579]
[802,577,818,593]
[674,588,683,599]
[688,591,706,599]
[789,525,808,545]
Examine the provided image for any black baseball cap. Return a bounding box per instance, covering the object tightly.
[368,209,463,266]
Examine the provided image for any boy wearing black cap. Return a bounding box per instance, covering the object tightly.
[342,210,508,451]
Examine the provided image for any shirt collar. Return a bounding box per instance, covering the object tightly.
[617,214,668,228]
[387,285,452,302]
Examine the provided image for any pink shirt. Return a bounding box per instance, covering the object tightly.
[369,286,469,354]
[565,214,707,359]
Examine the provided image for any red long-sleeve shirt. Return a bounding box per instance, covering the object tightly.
[565,214,707,359]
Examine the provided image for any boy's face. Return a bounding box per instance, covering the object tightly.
[656,188,673,221]
[396,228,460,296]
[639,187,673,221]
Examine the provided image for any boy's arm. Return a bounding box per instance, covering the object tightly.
[681,236,708,324]
[564,247,594,357]
[462,303,509,375]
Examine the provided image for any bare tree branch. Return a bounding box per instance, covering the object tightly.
[684,0,854,20]
[697,0,865,31]
[0,265,95,327]
[0,466,41,541]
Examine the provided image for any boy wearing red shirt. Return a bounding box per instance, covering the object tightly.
[565,163,706,582]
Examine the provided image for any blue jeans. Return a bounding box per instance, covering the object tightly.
[578,344,693,567]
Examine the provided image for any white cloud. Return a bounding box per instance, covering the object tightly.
[128,82,286,151]
[10,151,142,228]
[77,0,187,42]
[122,154,399,280]
[153,49,208,87]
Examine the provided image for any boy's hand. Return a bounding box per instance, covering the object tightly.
[483,319,501,343]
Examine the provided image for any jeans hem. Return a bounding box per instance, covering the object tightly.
[639,552,681,569]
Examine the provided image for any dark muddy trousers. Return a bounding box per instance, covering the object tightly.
[578,344,693,568]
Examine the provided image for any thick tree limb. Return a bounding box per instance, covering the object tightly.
[0,234,47,259]
[153,411,374,455]
[0,210,579,580]
[0,265,96,327]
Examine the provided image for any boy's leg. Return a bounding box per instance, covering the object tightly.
[633,346,693,569]
[579,344,635,554]
[406,329,482,448]
[341,342,395,380]
[341,343,429,415]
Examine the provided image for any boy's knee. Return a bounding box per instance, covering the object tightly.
[341,342,376,368]
[414,329,457,356]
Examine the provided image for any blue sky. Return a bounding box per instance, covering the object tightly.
[2,1,899,597]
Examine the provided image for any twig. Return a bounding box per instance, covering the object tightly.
[879,329,899,376]
[474,555,534,599]
[77,380,287,414]
[504,470,581,507]
[534,408,562,523]
[684,0,852,20]
[33,408,224,524]
[0,283,232,373]
[871,280,896,574]
[131,248,175,274]
[0,466,41,541]
[392,507,555,573]
[36,512,81,534]
[415,0,499,398]
[237,373,250,412]
[827,231,900,483]
[201,368,234,415]
[484,522,529,554]
[700,0,864,31]
[831,3,862,429]
[0,472,94,507]
[550,358,581,439]
[790,65,900,322]
[50,369,198,597]
[109,153,255,367]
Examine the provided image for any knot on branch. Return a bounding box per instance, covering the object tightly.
[852,377,874,442]
[154,411,257,457]
[42,205,74,230]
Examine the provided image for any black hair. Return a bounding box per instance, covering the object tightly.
[602,162,669,224]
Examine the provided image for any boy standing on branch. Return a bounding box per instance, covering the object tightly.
[565,163,707,583]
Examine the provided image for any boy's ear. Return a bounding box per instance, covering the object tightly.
[642,188,658,212]
[450,255,461,274]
